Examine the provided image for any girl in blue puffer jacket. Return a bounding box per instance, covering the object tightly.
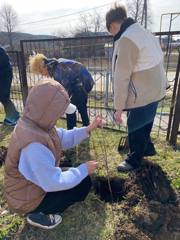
[29,54,94,129]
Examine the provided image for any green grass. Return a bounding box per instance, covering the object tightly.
[157,96,172,114]
[0,119,179,240]
[0,112,14,147]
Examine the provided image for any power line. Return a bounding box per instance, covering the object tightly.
[19,1,115,26]
[19,8,106,31]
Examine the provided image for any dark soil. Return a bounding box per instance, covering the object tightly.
[93,176,125,202]
[93,160,180,240]
[0,147,179,240]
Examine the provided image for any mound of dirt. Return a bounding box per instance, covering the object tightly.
[0,146,7,167]
[93,160,180,240]
[129,160,177,204]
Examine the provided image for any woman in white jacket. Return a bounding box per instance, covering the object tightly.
[106,3,167,171]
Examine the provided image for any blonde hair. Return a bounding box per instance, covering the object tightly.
[29,53,47,74]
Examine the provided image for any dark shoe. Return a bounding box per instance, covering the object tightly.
[26,212,62,229]
[144,148,156,157]
[3,118,18,126]
[117,160,134,172]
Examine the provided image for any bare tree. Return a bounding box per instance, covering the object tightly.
[89,10,104,33]
[73,10,105,37]
[74,13,92,36]
[127,0,143,22]
[127,0,152,29]
[0,4,18,50]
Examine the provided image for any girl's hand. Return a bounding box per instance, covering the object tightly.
[86,115,103,134]
[85,161,98,175]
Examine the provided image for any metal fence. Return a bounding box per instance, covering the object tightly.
[4,51,24,113]
[4,32,180,144]
[20,35,118,129]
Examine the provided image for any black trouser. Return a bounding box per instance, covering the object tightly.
[31,176,92,215]
[0,70,19,122]
[126,102,158,168]
[66,88,89,130]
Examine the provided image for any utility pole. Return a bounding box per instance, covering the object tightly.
[144,0,147,28]
[141,0,148,28]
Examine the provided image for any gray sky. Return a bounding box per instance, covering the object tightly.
[1,0,180,35]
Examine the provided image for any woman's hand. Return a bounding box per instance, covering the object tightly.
[86,115,103,134]
[114,110,123,124]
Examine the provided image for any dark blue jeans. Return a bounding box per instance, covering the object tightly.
[126,101,158,168]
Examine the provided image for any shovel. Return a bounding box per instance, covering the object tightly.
[117,135,129,153]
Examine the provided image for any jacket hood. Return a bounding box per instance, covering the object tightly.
[22,79,70,130]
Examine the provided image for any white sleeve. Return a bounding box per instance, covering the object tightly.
[18,142,88,192]
[56,127,89,150]
[114,37,139,110]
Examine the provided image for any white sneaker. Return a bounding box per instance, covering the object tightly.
[27,212,62,229]
[117,161,134,172]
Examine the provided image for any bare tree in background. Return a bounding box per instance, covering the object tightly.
[55,13,92,38]
[0,4,18,50]
[90,10,104,33]
[127,0,143,22]
[72,1,151,36]
[56,0,151,38]
[74,13,91,36]
[127,0,151,29]
[73,10,105,37]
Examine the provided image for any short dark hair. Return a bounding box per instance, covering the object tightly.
[106,3,127,31]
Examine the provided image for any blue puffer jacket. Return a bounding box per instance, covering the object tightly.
[0,47,13,102]
[45,58,94,96]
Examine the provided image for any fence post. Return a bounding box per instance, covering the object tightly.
[167,50,180,145]
[19,41,28,106]
[169,76,180,145]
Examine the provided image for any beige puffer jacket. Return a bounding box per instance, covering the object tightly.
[4,79,70,214]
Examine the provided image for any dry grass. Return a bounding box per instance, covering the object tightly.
[0,119,179,240]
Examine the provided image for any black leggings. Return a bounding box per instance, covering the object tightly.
[66,88,89,129]
[31,176,92,215]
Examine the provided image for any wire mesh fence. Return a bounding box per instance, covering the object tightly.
[7,51,24,113]
[20,36,122,130]
[0,33,179,145]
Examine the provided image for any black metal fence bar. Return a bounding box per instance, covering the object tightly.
[170,78,180,145]
[166,50,180,140]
